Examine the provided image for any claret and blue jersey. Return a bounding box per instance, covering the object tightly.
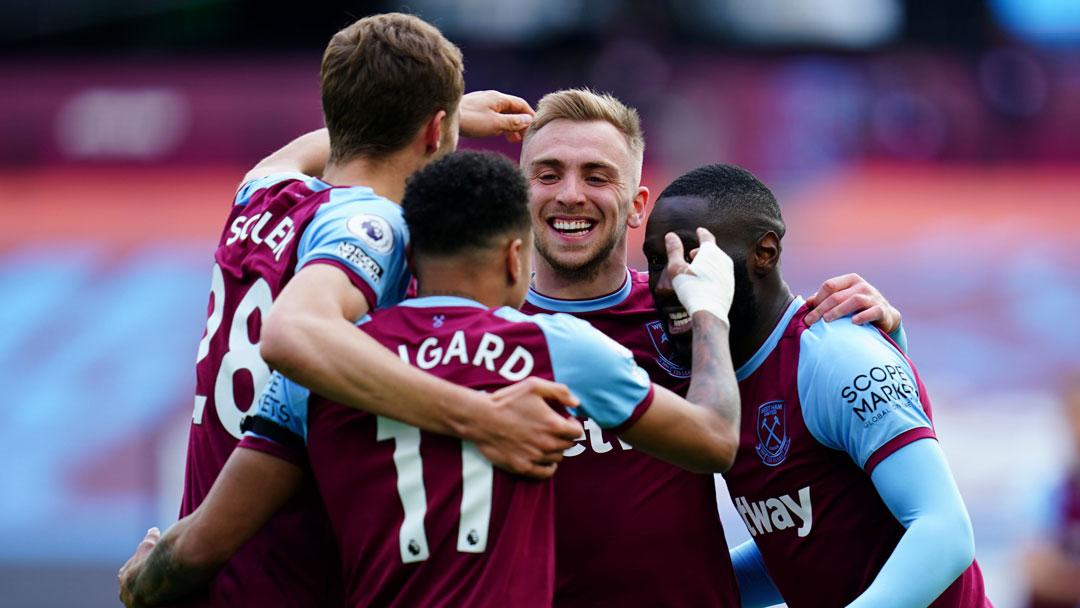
[181,171,410,606]
[240,295,656,607]
[724,296,989,607]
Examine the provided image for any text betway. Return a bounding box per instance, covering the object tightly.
[734,486,813,538]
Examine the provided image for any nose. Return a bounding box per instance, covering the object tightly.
[555,175,587,206]
[654,266,676,302]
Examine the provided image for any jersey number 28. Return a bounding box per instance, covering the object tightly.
[193,263,274,439]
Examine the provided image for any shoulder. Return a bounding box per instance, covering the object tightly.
[235,172,326,207]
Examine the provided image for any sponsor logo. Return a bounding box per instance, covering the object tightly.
[432,315,445,328]
[644,320,691,379]
[347,213,394,254]
[734,486,813,538]
[563,418,633,457]
[840,364,921,428]
[335,242,384,284]
[755,400,791,466]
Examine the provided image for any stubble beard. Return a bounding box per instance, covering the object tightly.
[534,221,626,284]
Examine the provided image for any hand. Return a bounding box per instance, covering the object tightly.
[469,377,583,479]
[459,90,535,142]
[804,273,901,333]
[667,228,735,326]
[118,527,160,607]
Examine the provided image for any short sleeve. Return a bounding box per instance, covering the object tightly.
[234,172,322,207]
[295,190,411,310]
[238,371,311,466]
[797,317,934,473]
[495,308,654,430]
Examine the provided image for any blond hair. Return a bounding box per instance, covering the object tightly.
[526,88,645,179]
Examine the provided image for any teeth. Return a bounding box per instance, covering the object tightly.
[552,219,594,232]
[670,310,690,328]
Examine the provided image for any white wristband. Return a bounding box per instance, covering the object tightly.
[671,241,735,327]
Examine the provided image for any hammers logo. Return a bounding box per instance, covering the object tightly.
[755,400,791,466]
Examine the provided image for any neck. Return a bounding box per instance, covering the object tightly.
[529,242,629,300]
[730,279,795,369]
[416,260,510,309]
[322,151,422,203]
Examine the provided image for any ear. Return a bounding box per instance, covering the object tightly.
[505,237,525,286]
[423,110,448,155]
[752,231,781,278]
[626,185,650,229]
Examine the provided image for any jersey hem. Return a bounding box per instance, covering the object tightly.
[238,433,307,468]
[610,384,657,434]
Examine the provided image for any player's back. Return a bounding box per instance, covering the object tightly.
[304,295,655,607]
[181,172,409,606]
[521,269,740,607]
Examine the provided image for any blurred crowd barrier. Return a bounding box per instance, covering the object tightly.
[2,53,1078,606]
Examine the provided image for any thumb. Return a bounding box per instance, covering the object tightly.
[494,113,533,133]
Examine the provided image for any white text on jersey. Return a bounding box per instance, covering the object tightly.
[396,330,534,382]
[734,486,813,538]
[226,211,296,261]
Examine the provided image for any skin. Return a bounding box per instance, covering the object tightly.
[118,91,583,607]
[521,119,648,299]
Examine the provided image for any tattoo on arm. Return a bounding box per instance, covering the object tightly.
[127,536,216,607]
[686,313,740,427]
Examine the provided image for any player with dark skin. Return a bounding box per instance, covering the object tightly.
[642,165,986,608]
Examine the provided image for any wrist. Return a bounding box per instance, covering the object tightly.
[443,387,491,442]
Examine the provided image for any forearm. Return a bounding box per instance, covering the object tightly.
[685,311,740,466]
[262,309,481,438]
[730,540,784,608]
[243,128,330,183]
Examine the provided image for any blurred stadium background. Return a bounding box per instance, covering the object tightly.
[2,1,1079,605]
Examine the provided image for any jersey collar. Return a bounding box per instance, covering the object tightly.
[735,296,805,381]
[524,268,632,313]
[399,295,488,310]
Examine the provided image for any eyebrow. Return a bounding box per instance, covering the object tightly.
[529,157,620,174]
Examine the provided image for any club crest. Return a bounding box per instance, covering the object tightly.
[347,214,394,254]
[755,400,791,467]
[644,320,691,379]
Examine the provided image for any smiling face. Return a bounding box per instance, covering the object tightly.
[521,118,645,282]
[644,194,758,354]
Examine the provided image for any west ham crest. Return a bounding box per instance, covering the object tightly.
[755,400,791,467]
[644,320,691,379]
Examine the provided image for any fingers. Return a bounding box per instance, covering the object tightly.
[665,233,689,275]
[806,273,863,311]
[492,92,534,116]
[695,227,716,245]
[516,377,580,408]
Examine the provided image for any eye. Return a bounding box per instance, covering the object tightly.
[536,173,559,184]
[585,174,608,185]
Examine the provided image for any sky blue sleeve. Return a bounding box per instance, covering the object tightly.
[234,172,320,206]
[729,540,784,608]
[242,370,310,447]
[798,317,933,470]
[295,192,411,309]
[493,309,653,429]
[847,438,976,608]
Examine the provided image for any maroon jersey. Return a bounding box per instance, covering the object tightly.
[724,297,989,607]
[180,172,410,606]
[522,269,741,607]
[251,296,656,607]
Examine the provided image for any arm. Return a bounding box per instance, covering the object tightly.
[803,273,905,350]
[729,540,784,608]
[846,439,976,608]
[619,311,739,473]
[619,228,740,472]
[261,265,581,478]
[242,128,331,185]
[118,449,303,607]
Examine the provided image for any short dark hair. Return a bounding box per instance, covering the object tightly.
[403,151,531,257]
[320,13,465,163]
[658,164,785,239]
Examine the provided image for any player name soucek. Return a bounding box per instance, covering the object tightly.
[225,210,296,262]
[842,363,920,428]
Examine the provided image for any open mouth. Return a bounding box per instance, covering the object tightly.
[666,308,692,335]
[547,217,597,238]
